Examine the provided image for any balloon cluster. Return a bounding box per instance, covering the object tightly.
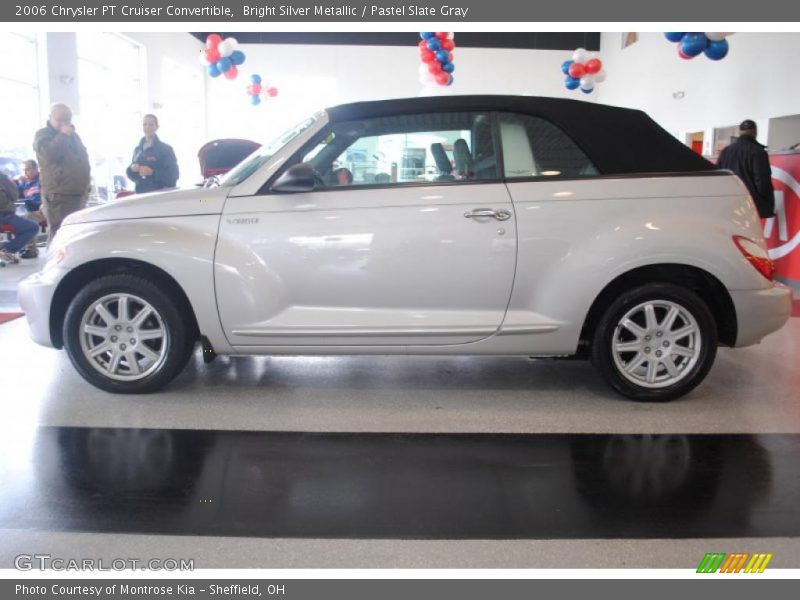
[202,34,246,80]
[561,48,606,94]
[418,32,456,87]
[664,32,733,61]
[246,75,279,106]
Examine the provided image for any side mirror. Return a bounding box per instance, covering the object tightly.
[271,163,315,193]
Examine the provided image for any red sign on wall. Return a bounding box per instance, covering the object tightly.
[764,152,800,295]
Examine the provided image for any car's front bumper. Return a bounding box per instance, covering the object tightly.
[730,283,793,347]
[18,267,69,348]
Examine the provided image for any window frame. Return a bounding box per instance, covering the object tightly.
[495,111,602,183]
[260,109,505,195]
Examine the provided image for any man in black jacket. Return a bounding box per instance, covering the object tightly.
[717,120,775,218]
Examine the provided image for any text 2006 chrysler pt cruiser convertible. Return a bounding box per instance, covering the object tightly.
[19,96,792,401]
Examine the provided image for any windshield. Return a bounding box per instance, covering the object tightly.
[220,115,318,186]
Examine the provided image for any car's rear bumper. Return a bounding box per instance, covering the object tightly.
[730,283,793,347]
[18,268,67,348]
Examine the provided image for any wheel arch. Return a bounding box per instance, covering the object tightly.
[579,263,737,354]
[50,258,200,349]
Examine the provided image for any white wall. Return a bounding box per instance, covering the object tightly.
[598,32,800,152]
[205,42,599,143]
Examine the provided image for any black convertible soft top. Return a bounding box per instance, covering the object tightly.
[326,95,714,176]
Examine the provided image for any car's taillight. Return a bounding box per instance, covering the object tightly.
[733,235,775,280]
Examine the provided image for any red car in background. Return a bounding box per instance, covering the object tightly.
[197,138,261,187]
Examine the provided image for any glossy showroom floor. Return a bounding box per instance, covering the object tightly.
[1,257,800,569]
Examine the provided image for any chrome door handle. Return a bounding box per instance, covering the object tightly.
[464,208,512,221]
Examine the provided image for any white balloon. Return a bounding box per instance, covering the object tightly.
[227,37,239,50]
[580,75,595,88]
[572,47,589,63]
[705,32,734,41]
[218,40,233,57]
[594,69,607,83]
[419,63,431,77]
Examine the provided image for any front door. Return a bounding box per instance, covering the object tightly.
[214,110,517,348]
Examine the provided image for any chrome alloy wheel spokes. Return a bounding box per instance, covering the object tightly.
[79,293,169,381]
[611,300,701,389]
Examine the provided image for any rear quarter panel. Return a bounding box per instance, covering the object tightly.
[500,173,767,354]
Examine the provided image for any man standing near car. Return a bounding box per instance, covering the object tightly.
[33,103,91,242]
[717,119,775,218]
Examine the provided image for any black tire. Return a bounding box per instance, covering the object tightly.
[63,274,196,393]
[591,283,717,402]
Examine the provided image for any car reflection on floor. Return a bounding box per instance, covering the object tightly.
[0,427,792,540]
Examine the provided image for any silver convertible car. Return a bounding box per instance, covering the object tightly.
[19,96,792,401]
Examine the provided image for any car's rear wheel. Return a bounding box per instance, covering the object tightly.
[591,283,717,402]
[63,274,195,393]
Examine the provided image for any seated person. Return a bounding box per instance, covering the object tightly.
[1,172,39,265]
[15,159,44,259]
[327,167,353,186]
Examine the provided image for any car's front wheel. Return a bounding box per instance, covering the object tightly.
[591,283,718,402]
[63,274,195,393]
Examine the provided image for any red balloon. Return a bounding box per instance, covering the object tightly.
[428,61,443,75]
[441,39,455,52]
[418,40,429,51]
[677,46,692,60]
[206,34,222,49]
[435,72,450,85]
[205,47,220,63]
[224,65,238,80]
[568,62,586,78]
[435,32,449,40]
[420,50,436,63]
[584,58,602,74]
[251,83,262,95]
[246,84,254,95]
[266,87,278,97]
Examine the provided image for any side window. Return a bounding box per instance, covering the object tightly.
[299,112,499,188]
[499,113,598,178]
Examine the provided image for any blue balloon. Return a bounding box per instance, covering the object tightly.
[216,57,233,73]
[664,32,686,43]
[561,60,574,75]
[230,50,246,66]
[442,62,455,74]
[703,38,729,60]
[427,38,441,52]
[207,63,221,78]
[580,87,594,94]
[680,33,707,57]
[420,32,435,40]
[564,76,580,90]
[436,50,451,63]
[250,96,261,105]
[446,75,454,86]
[250,74,262,84]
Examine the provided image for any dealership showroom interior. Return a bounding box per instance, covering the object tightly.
[1,30,799,571]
